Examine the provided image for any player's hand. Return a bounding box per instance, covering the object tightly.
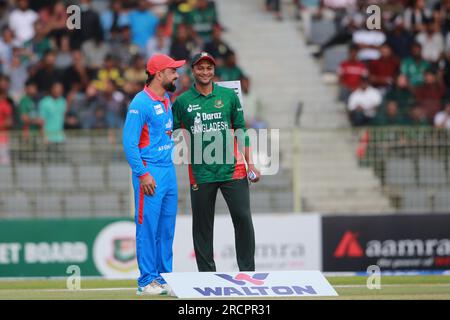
[248,165,260,183]
[140,174,157,196]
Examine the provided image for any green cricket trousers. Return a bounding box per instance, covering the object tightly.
[190,177,255,272]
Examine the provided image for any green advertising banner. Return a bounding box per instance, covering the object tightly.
[0,218,138,278]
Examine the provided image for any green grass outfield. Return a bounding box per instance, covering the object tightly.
[0,275,449,300]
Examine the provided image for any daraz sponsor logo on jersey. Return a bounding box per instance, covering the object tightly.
[191,112,228,134]
[187,104,201,112]
[193,273,317,297]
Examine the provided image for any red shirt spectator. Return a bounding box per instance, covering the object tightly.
[0,96,13,145]
[368,43,400,89]
[337,45,368,91]
[414,70,445,122]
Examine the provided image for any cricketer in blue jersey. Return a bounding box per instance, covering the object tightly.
[122,54,185,296]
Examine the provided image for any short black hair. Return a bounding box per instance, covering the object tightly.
[145,71,155,86]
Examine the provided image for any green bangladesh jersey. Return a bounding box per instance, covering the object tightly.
[173,83,250,185]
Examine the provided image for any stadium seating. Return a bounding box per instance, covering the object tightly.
[418,157,447,186]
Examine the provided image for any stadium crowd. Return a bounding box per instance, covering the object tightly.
[295,0,450,129]
[0,0,267,165]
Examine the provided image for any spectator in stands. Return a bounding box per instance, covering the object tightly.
[100,79,126,144]
[312,13,362,59]
[352,22,386,62]
[18,80,42,161]
[62,50,90,99]
[434,0,450,37]
[68,82,100,130]
[373,100,408,126]
[400,42,430,87]
[111,26,141,69]
[414,68,445,122]
[415,18,444,63]
[0,1,9,31]
[81,32,110,72]
[438,51,450,96]
[189,0,218,44]
[203,23,231,66]
[149,0,170,19]
[434,100,450,129]
[129,0,159,53]
[19,80,42,140]
[146,24,171,59]
[403,0,432,34]
[301,0,335,44]
[162,0,192,41]
[101,79,126,130]
[383,74,416,119]
[0,27,19,73]
[101,0,129,41]
[265,0,282,21]
[46,1,68,48]
[93,54,125,91]
[406,104,429,126]
[216,50,245,81]
[323,0,356,11]
[241,75,267,129]
[386,16,414,60]
[337,44,368,102]
[91,106,108,129]
[22,20,53,65]
[347,75,382,126]
[39,81,67,154]
[169,23,197,62]
[124,54,147,87]
[8,0,38,45]
[368,43,400,93]
[29,50,62,95]
[54,35,73,70]
[0,74,13,165]
[4,49,28,102]
[63,109,81,130]
[69,0,103,50]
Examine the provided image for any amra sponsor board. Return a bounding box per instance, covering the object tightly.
[322,214,450,272]
[0,219,139,278]
[173,214,321,271]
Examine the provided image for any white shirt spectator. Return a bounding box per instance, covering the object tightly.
[348,86,382,118]
[323,0,356,10]
[434,111,450,128]
[8,8,38,45]
[353,30,386,61]
[416,31,444,62]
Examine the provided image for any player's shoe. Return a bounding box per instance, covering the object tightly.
[161,283,176,297]
[136,280,168,296]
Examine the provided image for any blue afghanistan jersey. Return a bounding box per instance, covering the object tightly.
[122,87,174,178]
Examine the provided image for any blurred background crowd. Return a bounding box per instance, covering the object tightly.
[0,0,268,165]
[285,0,450,129]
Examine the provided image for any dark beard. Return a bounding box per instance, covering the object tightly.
[163,81,177,92]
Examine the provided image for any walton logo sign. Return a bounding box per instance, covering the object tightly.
[215,273,268,286]
[161,271,338,298]
[193,273,318,297]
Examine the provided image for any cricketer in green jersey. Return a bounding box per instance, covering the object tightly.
[173,51,260,272]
